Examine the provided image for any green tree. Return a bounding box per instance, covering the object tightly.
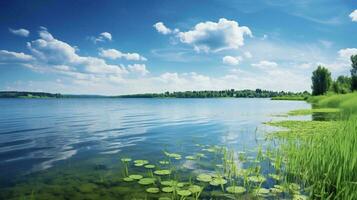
[351,55,357,91]
[311,66,332,96]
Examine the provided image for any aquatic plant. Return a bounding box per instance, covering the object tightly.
[146,187,160,194]
[138,178,156,185]
[226,186,246,194]
[196,173,212,182]
[154,170,171,176]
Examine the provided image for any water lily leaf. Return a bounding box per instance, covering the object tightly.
[128,174,143,180]
[159,197,171,200]
[188,185,202,193]
[268,173,281,181]
[162,187,174,193]
[210,177,227,186]
[254,188,270,196]
[154,170,171,176]
[185,155,196,160]
[196,173,212,182]
[138,178,156,185]
[248,175,266,183]
[177,190,191,196]
[134,160,149,166]
[226,186,246,194]
[123,177,134,182]
[164,151,182,159]
[144,164,155,169]
[146,187,160,194]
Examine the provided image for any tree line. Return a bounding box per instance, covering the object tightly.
[311,55,357,95]
[117,89,309,98]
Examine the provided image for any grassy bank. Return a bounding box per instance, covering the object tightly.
[271,96,308,101]
[269,93,357,199]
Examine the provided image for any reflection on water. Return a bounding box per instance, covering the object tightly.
[0,98,310,198]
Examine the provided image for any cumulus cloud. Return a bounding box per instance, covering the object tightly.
[177,18,252,52]
[154,18,252,52]
[252,60,278,70]
[0,50,34,62]
[222,56,242,65]
[89,32,112,43]
[9,28,30,37]
[349,10,357,22]
[99,48,147,61]
[338,48,357,60]
[127,64,149,76]
[244,51,252,58]
[153,22,178,35]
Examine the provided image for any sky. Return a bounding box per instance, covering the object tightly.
[0,0,356,95]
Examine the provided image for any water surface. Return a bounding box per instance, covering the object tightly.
[0,98,310,199]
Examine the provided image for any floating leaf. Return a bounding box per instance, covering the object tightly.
[248,175,266,183]
[162,187,174,193]
[134,160,149,166]
[128,174,143,180]
[159,197,171,200]
[196,173,212,182]
[293,194,308,200]
[210,177,227,186]
[144,164,155,169]
[185,155,196,160]
[123,177,134,182]
[226,186,246,194]
[154,170,171,176]
[188,185,202,193]
[268,173,281,181]
[254,188,270,196]
[138,178,156,185]
[146,187,160,194]
[177,190,191,196]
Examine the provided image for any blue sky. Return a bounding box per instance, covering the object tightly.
[0,0,356,95]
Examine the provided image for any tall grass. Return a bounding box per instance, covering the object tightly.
[282,118,357,199]
[280,93,357,199]
[308,92,357,115]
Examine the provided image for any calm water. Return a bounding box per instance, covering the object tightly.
[0,98,310,199]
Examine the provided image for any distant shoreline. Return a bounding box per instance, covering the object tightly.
[0,90,309,100]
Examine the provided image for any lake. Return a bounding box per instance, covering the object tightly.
[0,98,310,199]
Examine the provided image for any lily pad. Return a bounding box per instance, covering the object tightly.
[144,164,155,169]
[177,190,192,196]
[159,197,171,200]
[196,173,212,182]
[226,186,246,194]
[134,160,149,166]
[188,185,202,193]
[248,175,266,183]
[164,152,182,159]
[154,169,171,176]
[254,188,270,196]
[123,177,134,182]
[268,173,281,181]
[185,155,196,160]
[146,187,160,194]
[138,178,156,185]
[210,177,227,186]
[128,174,143,180]
[162,187,174,193]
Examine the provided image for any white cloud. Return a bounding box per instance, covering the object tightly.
[349,10,357,22]
[244,51,252,58]
[155,18,252,52]
[338,48,357,60]
[89,32,112,43]
[99,48,147,61]
[222,55,242,65]
[9,28,30,37]
[0,50,33,62]
[127,64,149,76]
[251,60,278,70]
[153,22,174,35]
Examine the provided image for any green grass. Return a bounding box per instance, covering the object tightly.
[287,108,340,116]
[268,92,357,199]
[271,96,308,101]
[308,92,357,115]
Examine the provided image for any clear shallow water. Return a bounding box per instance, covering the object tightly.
[0,98,310,199]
